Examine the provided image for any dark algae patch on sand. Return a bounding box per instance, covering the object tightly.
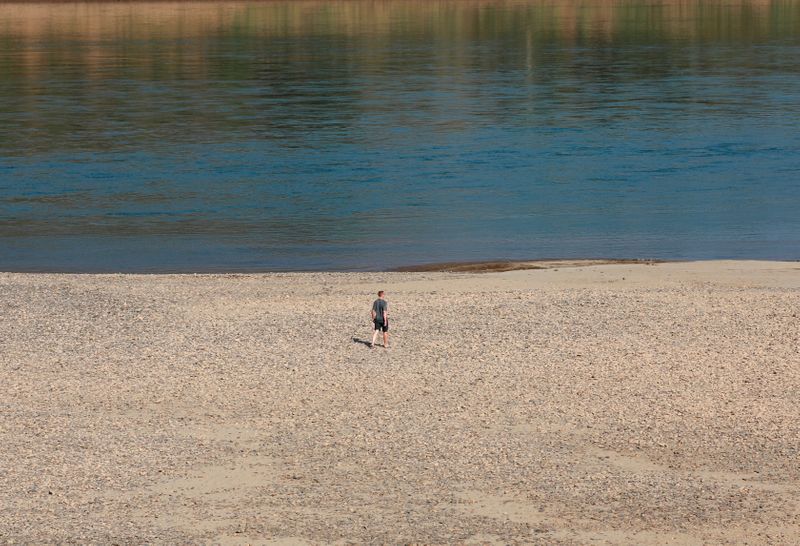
[392,259,663,273]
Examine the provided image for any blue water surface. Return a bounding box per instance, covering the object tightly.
[1,1,799,271]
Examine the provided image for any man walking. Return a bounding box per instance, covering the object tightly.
[371,290,389,348]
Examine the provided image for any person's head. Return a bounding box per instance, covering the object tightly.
[378,290,385,298]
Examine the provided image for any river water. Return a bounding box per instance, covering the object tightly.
[1,1,799,271]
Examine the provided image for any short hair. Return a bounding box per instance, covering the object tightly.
[378,290,385,297]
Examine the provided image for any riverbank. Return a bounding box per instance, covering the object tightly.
[1,260,798,544]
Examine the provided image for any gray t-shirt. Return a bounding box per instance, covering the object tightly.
[372,298,387,323]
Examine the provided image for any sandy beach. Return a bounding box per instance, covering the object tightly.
[1,260,798,544]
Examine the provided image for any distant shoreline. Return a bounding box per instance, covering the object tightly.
[4,258,800,276]
[2,258,669,275]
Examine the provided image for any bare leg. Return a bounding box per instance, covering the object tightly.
[383,331,389,348]
[371,328,378,347]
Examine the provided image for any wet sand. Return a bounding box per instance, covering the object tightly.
[1,260,798,544]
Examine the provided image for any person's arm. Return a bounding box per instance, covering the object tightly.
[371,304,376,320]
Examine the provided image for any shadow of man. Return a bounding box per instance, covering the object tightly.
[352,337,372,347]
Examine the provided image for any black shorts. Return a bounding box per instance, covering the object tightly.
[374,320,388,332]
